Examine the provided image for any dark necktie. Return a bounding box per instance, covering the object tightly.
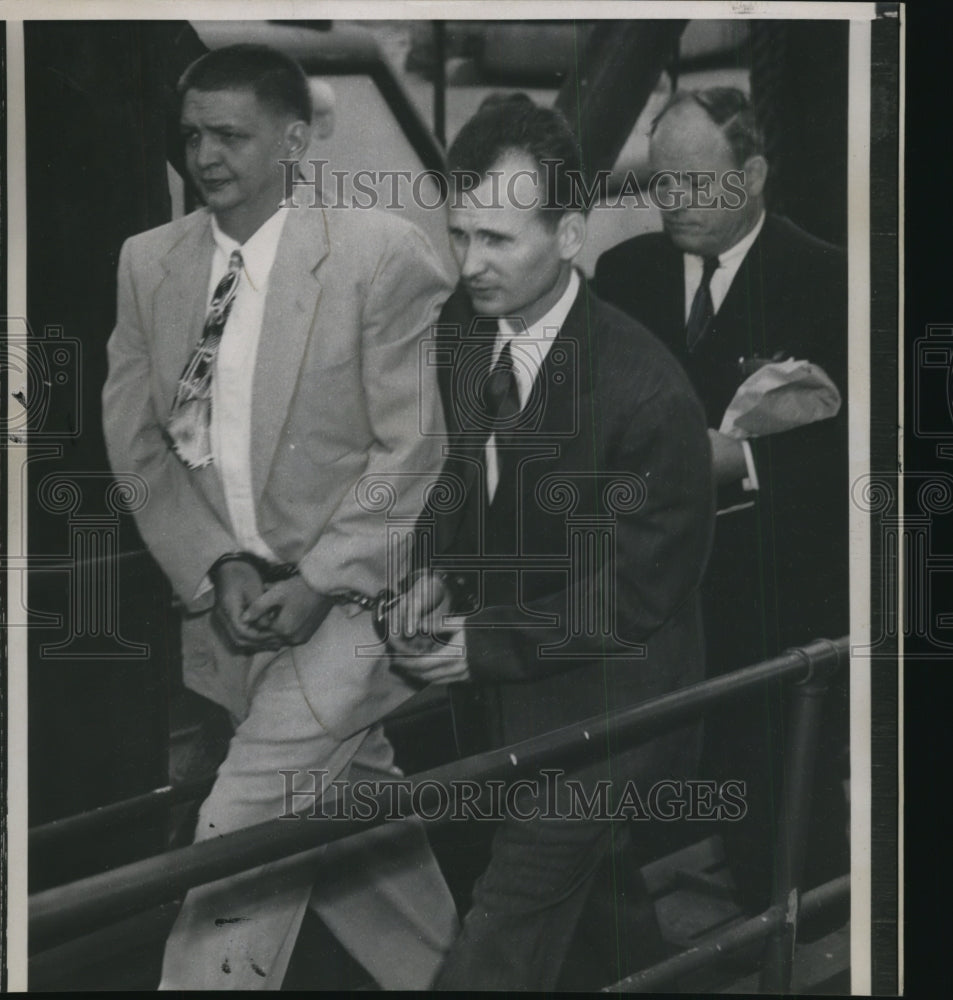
[167,249,243,468]
[686,255,720,352]
[482,339,521,548]
[483,339,521,433]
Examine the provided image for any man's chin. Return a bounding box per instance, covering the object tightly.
[664,227,712,256]
[200,185,237,210]
[466,290,504,315]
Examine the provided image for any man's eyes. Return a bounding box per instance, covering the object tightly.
[181,129,245,144]
[449,230,510,247]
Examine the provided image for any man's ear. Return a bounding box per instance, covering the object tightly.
[557,211,587,260]
[742,154,768,199]
[284,120,311,158]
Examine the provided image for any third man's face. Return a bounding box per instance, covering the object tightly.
[649,101,761,258]
[447,153,574,327]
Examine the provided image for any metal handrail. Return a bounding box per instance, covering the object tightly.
[603,874,850,992]
[29,636,847,954]
[30,691,450,852]
[29,776,215,854]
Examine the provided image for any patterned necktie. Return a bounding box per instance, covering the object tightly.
[167,249,243,468]
[686,255,720,352]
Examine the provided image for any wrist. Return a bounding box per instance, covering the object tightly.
[209,551,299,584]
[209,552,258,583]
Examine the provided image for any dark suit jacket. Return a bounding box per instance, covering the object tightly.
[424,280,714,760]
[595,214,849,671]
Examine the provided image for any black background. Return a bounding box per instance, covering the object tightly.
[903,3,952,998]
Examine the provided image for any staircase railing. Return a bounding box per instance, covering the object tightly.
[29,636,849,992]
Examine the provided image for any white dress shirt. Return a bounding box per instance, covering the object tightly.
[209,208,290,562]
[682,211,766,322]
[682,212,766,494]
[486,268,581,500]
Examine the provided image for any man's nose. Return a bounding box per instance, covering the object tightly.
[193,134,221,169]
[659,178,690,213]
[458,243,486,280]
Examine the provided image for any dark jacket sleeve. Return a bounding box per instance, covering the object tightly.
[744,238,850,643]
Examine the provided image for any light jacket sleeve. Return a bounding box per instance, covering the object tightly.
[296,223,452,597]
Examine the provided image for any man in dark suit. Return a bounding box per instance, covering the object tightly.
[389,98,714,990]
[595,87,849,907]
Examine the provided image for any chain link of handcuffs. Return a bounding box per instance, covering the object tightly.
[210,553,474,641]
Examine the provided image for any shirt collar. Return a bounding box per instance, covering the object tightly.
[498,268,581,343]
[210,207,290,292]
[709,210,766,269]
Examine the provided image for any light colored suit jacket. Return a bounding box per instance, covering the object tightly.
[103,204,451,737]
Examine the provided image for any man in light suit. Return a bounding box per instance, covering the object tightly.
[595,87,849,908]
[102,44,457,989]
[389,98,714,990]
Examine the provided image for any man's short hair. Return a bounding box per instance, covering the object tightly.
[446,95,586,223]
[178,44,312,123]
[652,87,766,166]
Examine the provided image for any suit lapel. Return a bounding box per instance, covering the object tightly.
[438,323,494,550]
[660,242,688,353]
[153,212,214,413]
[490,285,593,517]
[712,225,772,360]
[153,212,231,517]
[251,208,330,502]
[633,239,685,354]
[528,285,592,438]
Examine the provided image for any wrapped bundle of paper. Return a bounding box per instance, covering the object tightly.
[718,358,842,439]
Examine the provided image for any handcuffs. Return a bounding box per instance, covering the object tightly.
[210,552,476,641]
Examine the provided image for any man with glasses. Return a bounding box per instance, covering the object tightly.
[596,87,849,909]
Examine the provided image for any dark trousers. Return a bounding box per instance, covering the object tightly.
[434,726,701,990]
[436,807,617,990]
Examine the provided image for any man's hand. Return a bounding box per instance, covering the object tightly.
[387,572,454,652]
[387,574,470,684]
[708,428,748,486]
[212,559,282,652]
[391,623,471,685]
[241,574,334,647]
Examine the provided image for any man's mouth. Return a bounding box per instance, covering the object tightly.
[664,218,701,233]
[201,177,232,192]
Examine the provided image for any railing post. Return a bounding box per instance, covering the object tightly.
[758,643,837,991]
[432,20,446,146]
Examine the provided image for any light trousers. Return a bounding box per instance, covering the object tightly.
[159,647,458,990]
